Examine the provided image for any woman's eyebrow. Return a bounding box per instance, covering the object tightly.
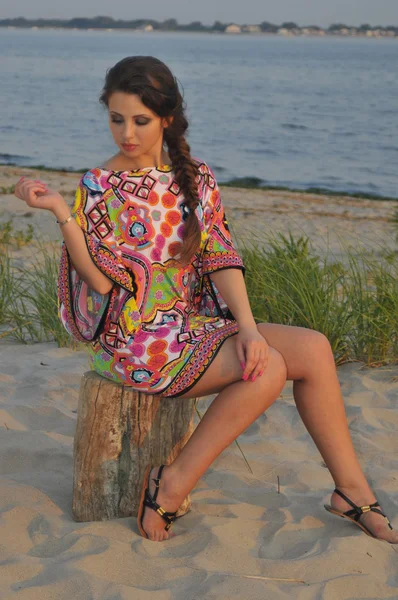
[110,111,151,117]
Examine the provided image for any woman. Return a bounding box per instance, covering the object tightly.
[14,56,397,544]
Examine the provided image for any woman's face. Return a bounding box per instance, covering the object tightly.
[107,91,170,164]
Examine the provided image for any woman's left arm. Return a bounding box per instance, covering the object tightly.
[200,161,269,379]
[210,268,270,380]
[209,268,256,329]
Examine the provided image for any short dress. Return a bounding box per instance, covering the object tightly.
[57,157,246,398]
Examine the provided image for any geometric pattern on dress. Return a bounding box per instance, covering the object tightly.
[197,162,216,191]
[163,320,240,397]
[104,320,128,349]
[167,180,180,196]
[136,174,157,199]
[121,180,137,195]
[87,198,113,239]
[106,173,123,188]
[57,159,246,398]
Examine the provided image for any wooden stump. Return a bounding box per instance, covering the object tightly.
[72,370,197,522]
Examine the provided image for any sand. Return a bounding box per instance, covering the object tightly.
[1,165,398,598]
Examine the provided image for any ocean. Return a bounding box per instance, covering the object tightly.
[1,28,397,198]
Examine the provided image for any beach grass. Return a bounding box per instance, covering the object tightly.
[0,225,397,365]
[0,232,83,350]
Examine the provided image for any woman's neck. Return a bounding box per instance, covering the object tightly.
[109,150,171,171]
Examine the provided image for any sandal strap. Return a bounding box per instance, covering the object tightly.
[143,490,177,530]
[334,488,393,529]
[334,488,371,510]
[143,465,178,531]
[151,464,166,503]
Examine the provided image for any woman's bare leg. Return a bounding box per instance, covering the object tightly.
[255,323,398,542]
[142,323,398,542]
[141,342,288,541]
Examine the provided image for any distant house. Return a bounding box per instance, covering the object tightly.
[135,23,154,32]
[225,24,241,34]
[306,27,323,36]
[242,24,261,33]
[277,28,290,35]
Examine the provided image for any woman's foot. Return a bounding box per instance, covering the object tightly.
[329,487,398,543]
[140,465,185,542]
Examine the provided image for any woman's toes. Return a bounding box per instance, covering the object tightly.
[330,489,397,543]
[141,466,178,541]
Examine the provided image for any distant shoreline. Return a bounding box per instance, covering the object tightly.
[2,161,397,202]
[1,19,397,39]
[2,28,398,40]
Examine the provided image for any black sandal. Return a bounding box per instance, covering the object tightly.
[324,488,394,538]
[137,464,178,539]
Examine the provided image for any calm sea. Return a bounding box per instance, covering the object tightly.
[1,28,397,198]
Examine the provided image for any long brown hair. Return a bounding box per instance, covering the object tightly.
[99,55,201,268]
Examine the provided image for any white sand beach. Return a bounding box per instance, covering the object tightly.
[1,165,398,598]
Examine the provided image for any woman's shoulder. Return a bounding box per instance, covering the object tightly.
[74,168,107,200]
[192,156,212,170]
[192,157,217,187]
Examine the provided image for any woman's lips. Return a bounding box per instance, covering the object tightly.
[123,144,138,150]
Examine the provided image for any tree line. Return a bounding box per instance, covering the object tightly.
[1,16,397,34]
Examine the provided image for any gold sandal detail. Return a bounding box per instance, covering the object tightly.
[324,488,393,538]
[137,465,178,539]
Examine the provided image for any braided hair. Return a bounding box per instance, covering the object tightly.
[99,55,201,268]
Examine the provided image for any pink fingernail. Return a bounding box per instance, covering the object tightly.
[242,374,248,381]
[251,375,256,382]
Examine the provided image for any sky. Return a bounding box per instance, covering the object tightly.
[1,0,397,28]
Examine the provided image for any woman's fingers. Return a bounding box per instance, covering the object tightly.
[243,345,269,381]
[242,348,260,381]
[15,178,48,204]
[16,177,47,190]
[250,349,268,381]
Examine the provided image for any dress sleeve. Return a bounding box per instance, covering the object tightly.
[201,163,245,277]
[194,162,245,322]
[57,169,138,343]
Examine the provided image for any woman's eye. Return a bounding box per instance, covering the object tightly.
[111,119,150,126]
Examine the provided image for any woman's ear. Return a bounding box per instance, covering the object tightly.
[163,116,174,129]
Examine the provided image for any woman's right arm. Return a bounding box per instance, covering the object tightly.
[53,199,114,295]
[14,176,113,295]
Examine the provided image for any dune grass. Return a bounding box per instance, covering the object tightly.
[0,232,83,350]
[237,228,397,366]
[0,225,397,366]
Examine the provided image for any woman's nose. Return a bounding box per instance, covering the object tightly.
[122,122,137,140]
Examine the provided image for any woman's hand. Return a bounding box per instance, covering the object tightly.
[235,324,269,382]
[14,176,64,212]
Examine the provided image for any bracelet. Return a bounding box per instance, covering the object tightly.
[56,214,73,226]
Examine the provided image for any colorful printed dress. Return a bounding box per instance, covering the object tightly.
[57,158,246,398]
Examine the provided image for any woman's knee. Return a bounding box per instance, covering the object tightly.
[265,346,288,390]
[297,330,336,379]
[307,330,334,362]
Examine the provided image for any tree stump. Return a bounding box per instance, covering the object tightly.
[72,370,197,522]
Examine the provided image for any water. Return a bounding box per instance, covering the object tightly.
[1,28,397,198]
